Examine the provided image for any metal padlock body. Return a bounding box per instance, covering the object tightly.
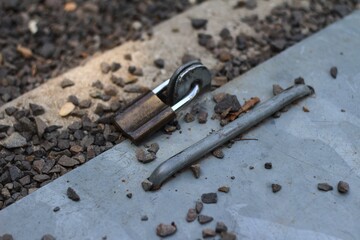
[114,61,211,144]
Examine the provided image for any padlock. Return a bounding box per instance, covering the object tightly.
[114,60,211,144]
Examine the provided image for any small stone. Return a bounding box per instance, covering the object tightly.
[59,102,75,117]
[231,176,236,179]
[218,50,232,62]
[141,179,153,191]
[163,125,177,133]
[58,155,79,167]
[41,234,56,240]
[67,95,79,106]
[5,107,17,116]
[38,42,55,58]
[184,112,195,123]
[154,58,165,69]
[218,186,230,193]
[213,92,227,103]
[212,148,224,159]
[270,39,287,51]
[212,76,228,87]
[198,214,213,224]
[190,164,200,178]
[198,111,208,124]
[182,54,199,64]
[29,103,45,116]
[272,84,284,96]
[1,234,14,240]
[317,183,333,192]
[221,232,237,240]
[191,18,208,29]
[201,192,217,204]
[216,221,228,233]
[79,99,92,109]
[100,62,111,74]
[110,75,125,87]
[202,229,216,238]
[272,183,282,193]
[9,166,23,181]
[67,187,80,201]
[214,94,241,114]
[330,66,338,79]
[60,78,75,88]
[53,206,60,212]
[33,174,50,182]
[264,162,272,169]
[92,80,104,90]
[0,132,27,149]
[156,223,177,237]
[186,208,197,222]
[303,106,310,112]
[147,143,159,154]
[136,148,156,164]
[124,54,132,61]
[246,0,257,9]
[104,86,118,96]
[126,193,133,199]
[195,201,204,214]
[0,124,10,133]
[141,215,148,221]
[19,175,31,185]
[111,62,121,72]
[294,77,305,85]
[337,181,349,194]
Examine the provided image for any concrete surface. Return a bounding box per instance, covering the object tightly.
[0,0,291,128]
[0,8,359,240]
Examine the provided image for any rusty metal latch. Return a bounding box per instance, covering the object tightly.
[114,61,211,144]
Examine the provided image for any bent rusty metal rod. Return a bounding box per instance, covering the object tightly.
[144,84,314,191]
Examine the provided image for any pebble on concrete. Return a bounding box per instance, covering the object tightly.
[337,181,349,194]
[156,223,177,237]
[67,187,80,201]
[190,164,201,178]
[272,183,282,193]
[218,186,230,193]
[216,221,228,233]
[317,183,333,192]
[202,228,216,238]
[212,148,224,159]
[186,208,197,222]
[330,66,338,79]
[195,201,203,214]
[201,193,218,204]
[198,214,213,224]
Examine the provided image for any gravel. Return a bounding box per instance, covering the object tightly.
[0,0,195,106]
[186,208,197,222]
[318,183,333,192]
[201,192,218,204]
[330,66,338,79]
[198,214,214,224]
[156,222,177,237]
[67,187,80,201]
[337,181,349,194]
[272,183,282,193]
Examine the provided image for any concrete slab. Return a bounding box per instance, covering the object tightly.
[1,9,360,240]
[0,0,290,128]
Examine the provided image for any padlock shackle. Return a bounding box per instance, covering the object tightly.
[171,84,200,111]
[152,79,170,94]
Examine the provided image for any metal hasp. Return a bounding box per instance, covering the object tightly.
[145,83,315,190]
[114,61,211,144]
